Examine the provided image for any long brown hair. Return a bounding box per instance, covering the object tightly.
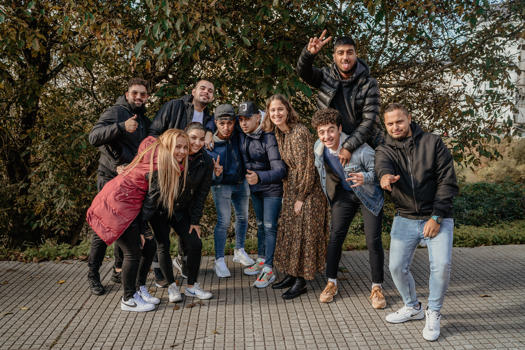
[124,129,189,217]
[262,94,299,132]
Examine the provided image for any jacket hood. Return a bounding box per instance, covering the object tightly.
[246,126,264,139]
[385,122,424,148]
[330,58,369,84]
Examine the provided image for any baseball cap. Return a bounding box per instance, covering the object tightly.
[237,101,259,118]
[214,104,235,120]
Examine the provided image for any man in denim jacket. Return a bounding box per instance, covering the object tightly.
[312,108,386,308]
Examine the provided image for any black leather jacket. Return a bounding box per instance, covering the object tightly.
[149,95,214,137]
[374,123,459,218]
[88,95,150,178]
[297,46,383,151]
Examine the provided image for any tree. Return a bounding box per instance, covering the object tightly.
[0,0,523,246]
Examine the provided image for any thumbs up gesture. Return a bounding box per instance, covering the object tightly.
[124,114,139,133]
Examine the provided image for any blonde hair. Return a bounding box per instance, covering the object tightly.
[262,94,299,132]
[124,129,189,217]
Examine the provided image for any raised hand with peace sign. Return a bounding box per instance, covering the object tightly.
[307,29,332,55]
[212,155,223,177]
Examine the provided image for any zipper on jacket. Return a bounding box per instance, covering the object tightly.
[404,142,419,214]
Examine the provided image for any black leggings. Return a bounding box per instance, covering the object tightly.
[116,218,142,300]
[136,237,156,287]
[148,211,202,285]
[326,190,384,283]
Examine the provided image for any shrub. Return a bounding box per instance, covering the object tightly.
[454,181,525,226]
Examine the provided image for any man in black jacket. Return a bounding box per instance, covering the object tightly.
[149,79,215,146]
[87,78,151,295]
[375,103,458,342]
[297,30,383,165]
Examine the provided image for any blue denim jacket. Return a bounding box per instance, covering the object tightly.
[314,132,384,216]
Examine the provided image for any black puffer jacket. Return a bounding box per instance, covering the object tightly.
[149,95,214,137]
[173,149,214,225]
[88,95,150,178]
[374,123,459,218]
[297,46,383,151]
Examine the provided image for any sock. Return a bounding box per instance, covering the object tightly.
[328,278,337,286]
[372,283,382,289]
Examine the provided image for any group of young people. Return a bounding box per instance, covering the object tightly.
[85,31,458,342]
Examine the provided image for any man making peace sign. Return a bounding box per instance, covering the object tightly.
[297,30,384,165]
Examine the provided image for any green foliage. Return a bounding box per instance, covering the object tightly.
[476,139,525,183]
[1,0,523,247]
[3,220,524,262]
[453,182,525,226]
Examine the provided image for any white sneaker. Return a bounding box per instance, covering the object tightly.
[423,308,441,341]
[172,256,188,279]
[120,292,155,312]
[232,248,255,266]
[185,283,213,300]
[215,258,231,278]
[168,282,182,303]
[244,258,265,276]
[385,302,425,323]
[253,266,276,288]
[138,285,160,305]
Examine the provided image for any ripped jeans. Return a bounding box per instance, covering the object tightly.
[251,193,282,267]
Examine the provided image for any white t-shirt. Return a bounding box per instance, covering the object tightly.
[192,110,204,124]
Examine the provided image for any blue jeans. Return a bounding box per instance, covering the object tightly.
[389,216,453,312]
[211,181,250,259]
[251,194,282,267]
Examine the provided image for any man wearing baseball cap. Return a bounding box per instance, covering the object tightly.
[207,104,255,277]
[237,101,286,288]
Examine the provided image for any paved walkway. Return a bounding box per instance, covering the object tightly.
[0,245,524,350]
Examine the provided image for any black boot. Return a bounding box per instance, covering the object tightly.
[110,266,121,284]
[87,272,105,295]
[282,277,307,299]
[272,275,296,289]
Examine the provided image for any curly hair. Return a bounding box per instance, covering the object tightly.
[311,108,342,130]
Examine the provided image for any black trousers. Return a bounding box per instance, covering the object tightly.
[326,190,384,283]
[87,174,123,278]
[116,218,142,300]
[136,237,156,287]
[148,211,202,285]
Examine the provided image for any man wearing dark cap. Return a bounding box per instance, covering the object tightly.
[237,101,286,288]
[296,30,384,166]
[207,104,254,278]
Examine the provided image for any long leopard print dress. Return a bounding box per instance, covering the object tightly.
[273,123,329,280]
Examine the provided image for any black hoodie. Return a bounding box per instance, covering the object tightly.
[89,95,150,178]
[374,123,459,218]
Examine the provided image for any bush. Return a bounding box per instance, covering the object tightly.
[454,181,525,226]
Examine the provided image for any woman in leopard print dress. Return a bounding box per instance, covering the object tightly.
[262,94,329,299]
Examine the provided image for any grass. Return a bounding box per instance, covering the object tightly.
[1,220,524,263]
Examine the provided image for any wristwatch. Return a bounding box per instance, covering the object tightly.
[431,215,442,224]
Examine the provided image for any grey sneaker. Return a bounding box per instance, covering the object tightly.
[253,266,276,288]
[168,282,182,303]
[244,258,265,276]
